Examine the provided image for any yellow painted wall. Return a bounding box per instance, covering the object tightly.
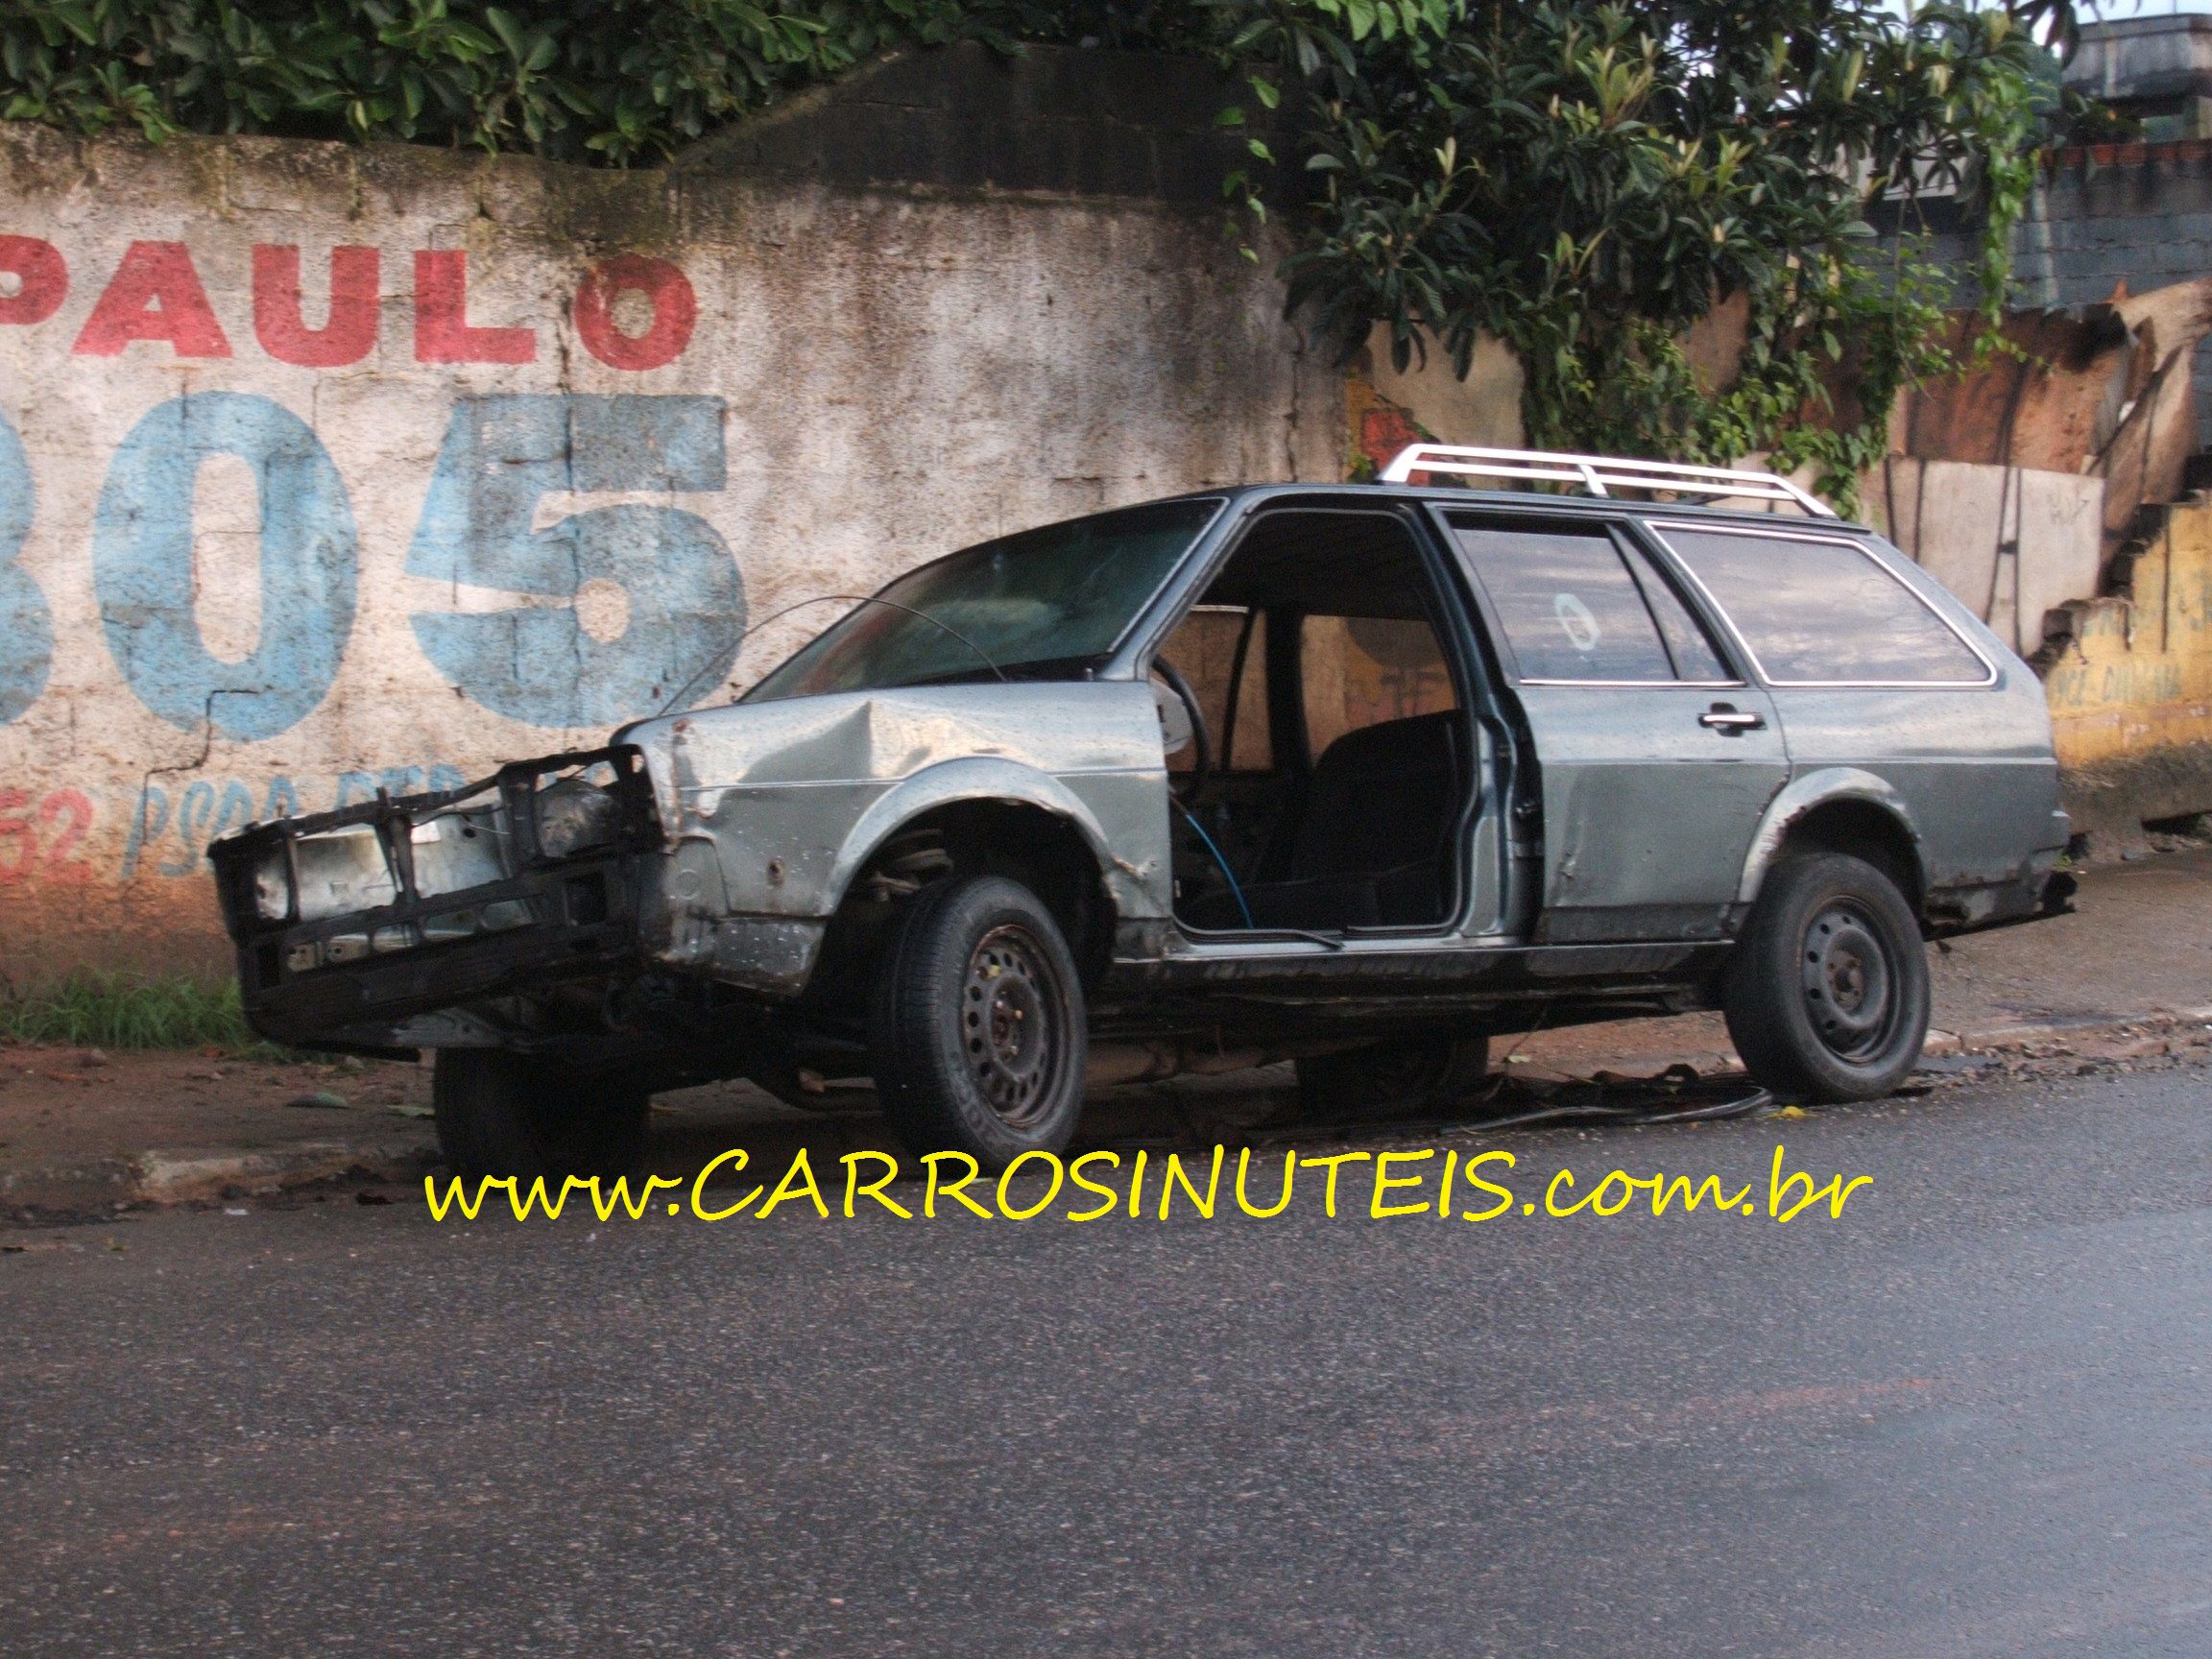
[2044,497,2212,768]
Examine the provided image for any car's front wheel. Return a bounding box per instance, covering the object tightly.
[869,874,1087,1170]
[1722,851,1930,1101]
[432,1049,651,1183]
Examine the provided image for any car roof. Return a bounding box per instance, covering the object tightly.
[1168,481,1876,537]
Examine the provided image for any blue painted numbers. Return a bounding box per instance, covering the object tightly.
[0,411,54,723]
[94,393,359,741]
[8,393,739,737]
[407,395,745,728]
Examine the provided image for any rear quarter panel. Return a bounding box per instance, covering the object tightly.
[1765,543,2067,896]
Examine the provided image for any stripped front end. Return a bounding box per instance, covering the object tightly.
[208,749,662,1052]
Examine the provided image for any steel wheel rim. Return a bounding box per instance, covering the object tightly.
[1800,901,1896,1061]
[961,924,1065,1128]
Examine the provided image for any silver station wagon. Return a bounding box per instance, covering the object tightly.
[208,446,2074,1177]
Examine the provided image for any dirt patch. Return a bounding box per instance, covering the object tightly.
[0,1043,433,1218]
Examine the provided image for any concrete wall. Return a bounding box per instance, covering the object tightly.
[1870,458,2106,659]
[0,102,1337,979]
[1349,326,1525,465]
[2016,144,2212,436]
[2064,16,2212,142]
[1882,20,2212,447]
[2045,495,2212,841]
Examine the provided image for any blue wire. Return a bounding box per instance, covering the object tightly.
[1174,800,1256,929]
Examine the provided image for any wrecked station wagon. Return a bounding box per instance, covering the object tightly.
[208,445,2075,1178]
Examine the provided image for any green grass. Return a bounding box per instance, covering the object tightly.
[0,972,273,1054]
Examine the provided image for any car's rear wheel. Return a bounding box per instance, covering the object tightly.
[1723,851,1930,1101]
[869,874,1087,1171]
[1294,1033,1492,1119]
[432,1049,651,1183]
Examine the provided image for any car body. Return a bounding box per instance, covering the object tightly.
[208,448,2073,1170]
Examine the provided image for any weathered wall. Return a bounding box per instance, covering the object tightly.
[0,109,1337,979]
[1871,457,2106,659]
[2045,495,2212,840]
[1908,139,2212,447]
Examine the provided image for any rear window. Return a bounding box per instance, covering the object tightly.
[1656,527,1989,685]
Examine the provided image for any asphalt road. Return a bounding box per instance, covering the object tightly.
[3,1064,2208,1658]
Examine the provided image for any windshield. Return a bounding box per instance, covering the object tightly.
[746,498,1224,701]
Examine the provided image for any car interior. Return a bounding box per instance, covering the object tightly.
[1151,509,1476,935]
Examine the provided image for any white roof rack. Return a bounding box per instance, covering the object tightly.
[1377,444,1836,518]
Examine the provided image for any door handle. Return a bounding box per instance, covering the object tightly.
[1699,705,1766,733]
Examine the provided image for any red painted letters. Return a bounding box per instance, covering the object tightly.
[574,256,698,371]
[0,236,66,326]
[72,242,232,357]
[44,241,692,367]
[252,245,380,368]
[413,250,536,364]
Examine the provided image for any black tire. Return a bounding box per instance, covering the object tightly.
[1722,851,1930,1102]
[432,1049,651,1183]
[869,874,1088,1170]
[1295,1033,1491,1119]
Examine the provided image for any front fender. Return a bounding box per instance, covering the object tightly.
[1737,768,1924,905]
[826,757,1169,922]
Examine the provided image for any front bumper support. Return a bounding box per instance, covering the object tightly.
[207,748,661,1049]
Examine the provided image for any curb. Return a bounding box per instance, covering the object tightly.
[1930,1004,2212,1055]
[1482,1006,2212,1086]
[135,1137,436,1205]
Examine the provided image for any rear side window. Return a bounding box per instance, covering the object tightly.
[1658,527,1990,685]
[1452,523,1728,684]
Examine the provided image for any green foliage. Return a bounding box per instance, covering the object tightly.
[1257,1,2069,510]
[0,969,272,1051]
[0,0,1057,163]
[0,0,2081,501]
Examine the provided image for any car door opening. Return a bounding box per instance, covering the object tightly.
[1153,510,1478,936]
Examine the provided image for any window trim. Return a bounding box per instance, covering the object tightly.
[1445,515,1745,690]
[1644,519,2000,690]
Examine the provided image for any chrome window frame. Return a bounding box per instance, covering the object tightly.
[1645,519,2000,690]
[1444,516,1747,690]
[1516,676,1747,688]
